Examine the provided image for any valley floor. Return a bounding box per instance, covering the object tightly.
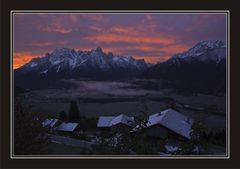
[15,79,227,155]
[17,79,227,132]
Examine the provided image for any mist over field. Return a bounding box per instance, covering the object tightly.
[36,79,163,97]
[17,79,226,132]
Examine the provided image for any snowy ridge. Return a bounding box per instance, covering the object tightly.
[19,47,148,75]
[172,40,226,63]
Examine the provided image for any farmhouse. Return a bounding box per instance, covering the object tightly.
[42,118,61,129]
[97,114,134,128]
[56,122,79,133]
[145,108,193,140]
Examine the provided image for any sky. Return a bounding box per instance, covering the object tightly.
[13,13,227,69]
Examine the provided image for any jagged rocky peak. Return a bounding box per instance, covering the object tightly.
[16,46,149,77]
[95,46,103,52]
[48,47,77,61]
[51,47,75,56]
[197,40,225,48]
[90,46,105,57]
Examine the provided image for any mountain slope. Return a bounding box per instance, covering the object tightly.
[142,40,227,95]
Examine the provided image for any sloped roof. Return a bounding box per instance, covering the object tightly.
[56,122,79,132]
[110,114,134,126]
[97,116,115,127]
[42,118,60,128]
[97,114,134,127]
[147,109,193,139]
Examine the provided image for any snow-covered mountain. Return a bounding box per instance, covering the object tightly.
[142,40,227,95]
[143,40,226,74]
[15,47,148,79]
[14,41,227,95]
[172,40,226,64]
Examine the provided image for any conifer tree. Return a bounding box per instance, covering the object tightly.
[68,101,80,122]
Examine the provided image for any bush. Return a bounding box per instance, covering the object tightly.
[177,121,208,155]
[14,101,50,155]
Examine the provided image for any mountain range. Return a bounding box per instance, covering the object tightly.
[15,47,148,79]
[15,40,227,95]
[142,40,226,95]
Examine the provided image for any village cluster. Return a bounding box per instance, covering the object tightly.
[42,108,197,154]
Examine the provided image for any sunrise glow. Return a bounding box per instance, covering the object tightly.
[13,13,226,69]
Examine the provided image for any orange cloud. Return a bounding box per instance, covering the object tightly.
[13,53,36,69]
[163,44,189,55]
[109,26,137,35]
[102,44,189,62]
[86,34,174,46]
[84,24,189,61]
[124,44,188,53]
